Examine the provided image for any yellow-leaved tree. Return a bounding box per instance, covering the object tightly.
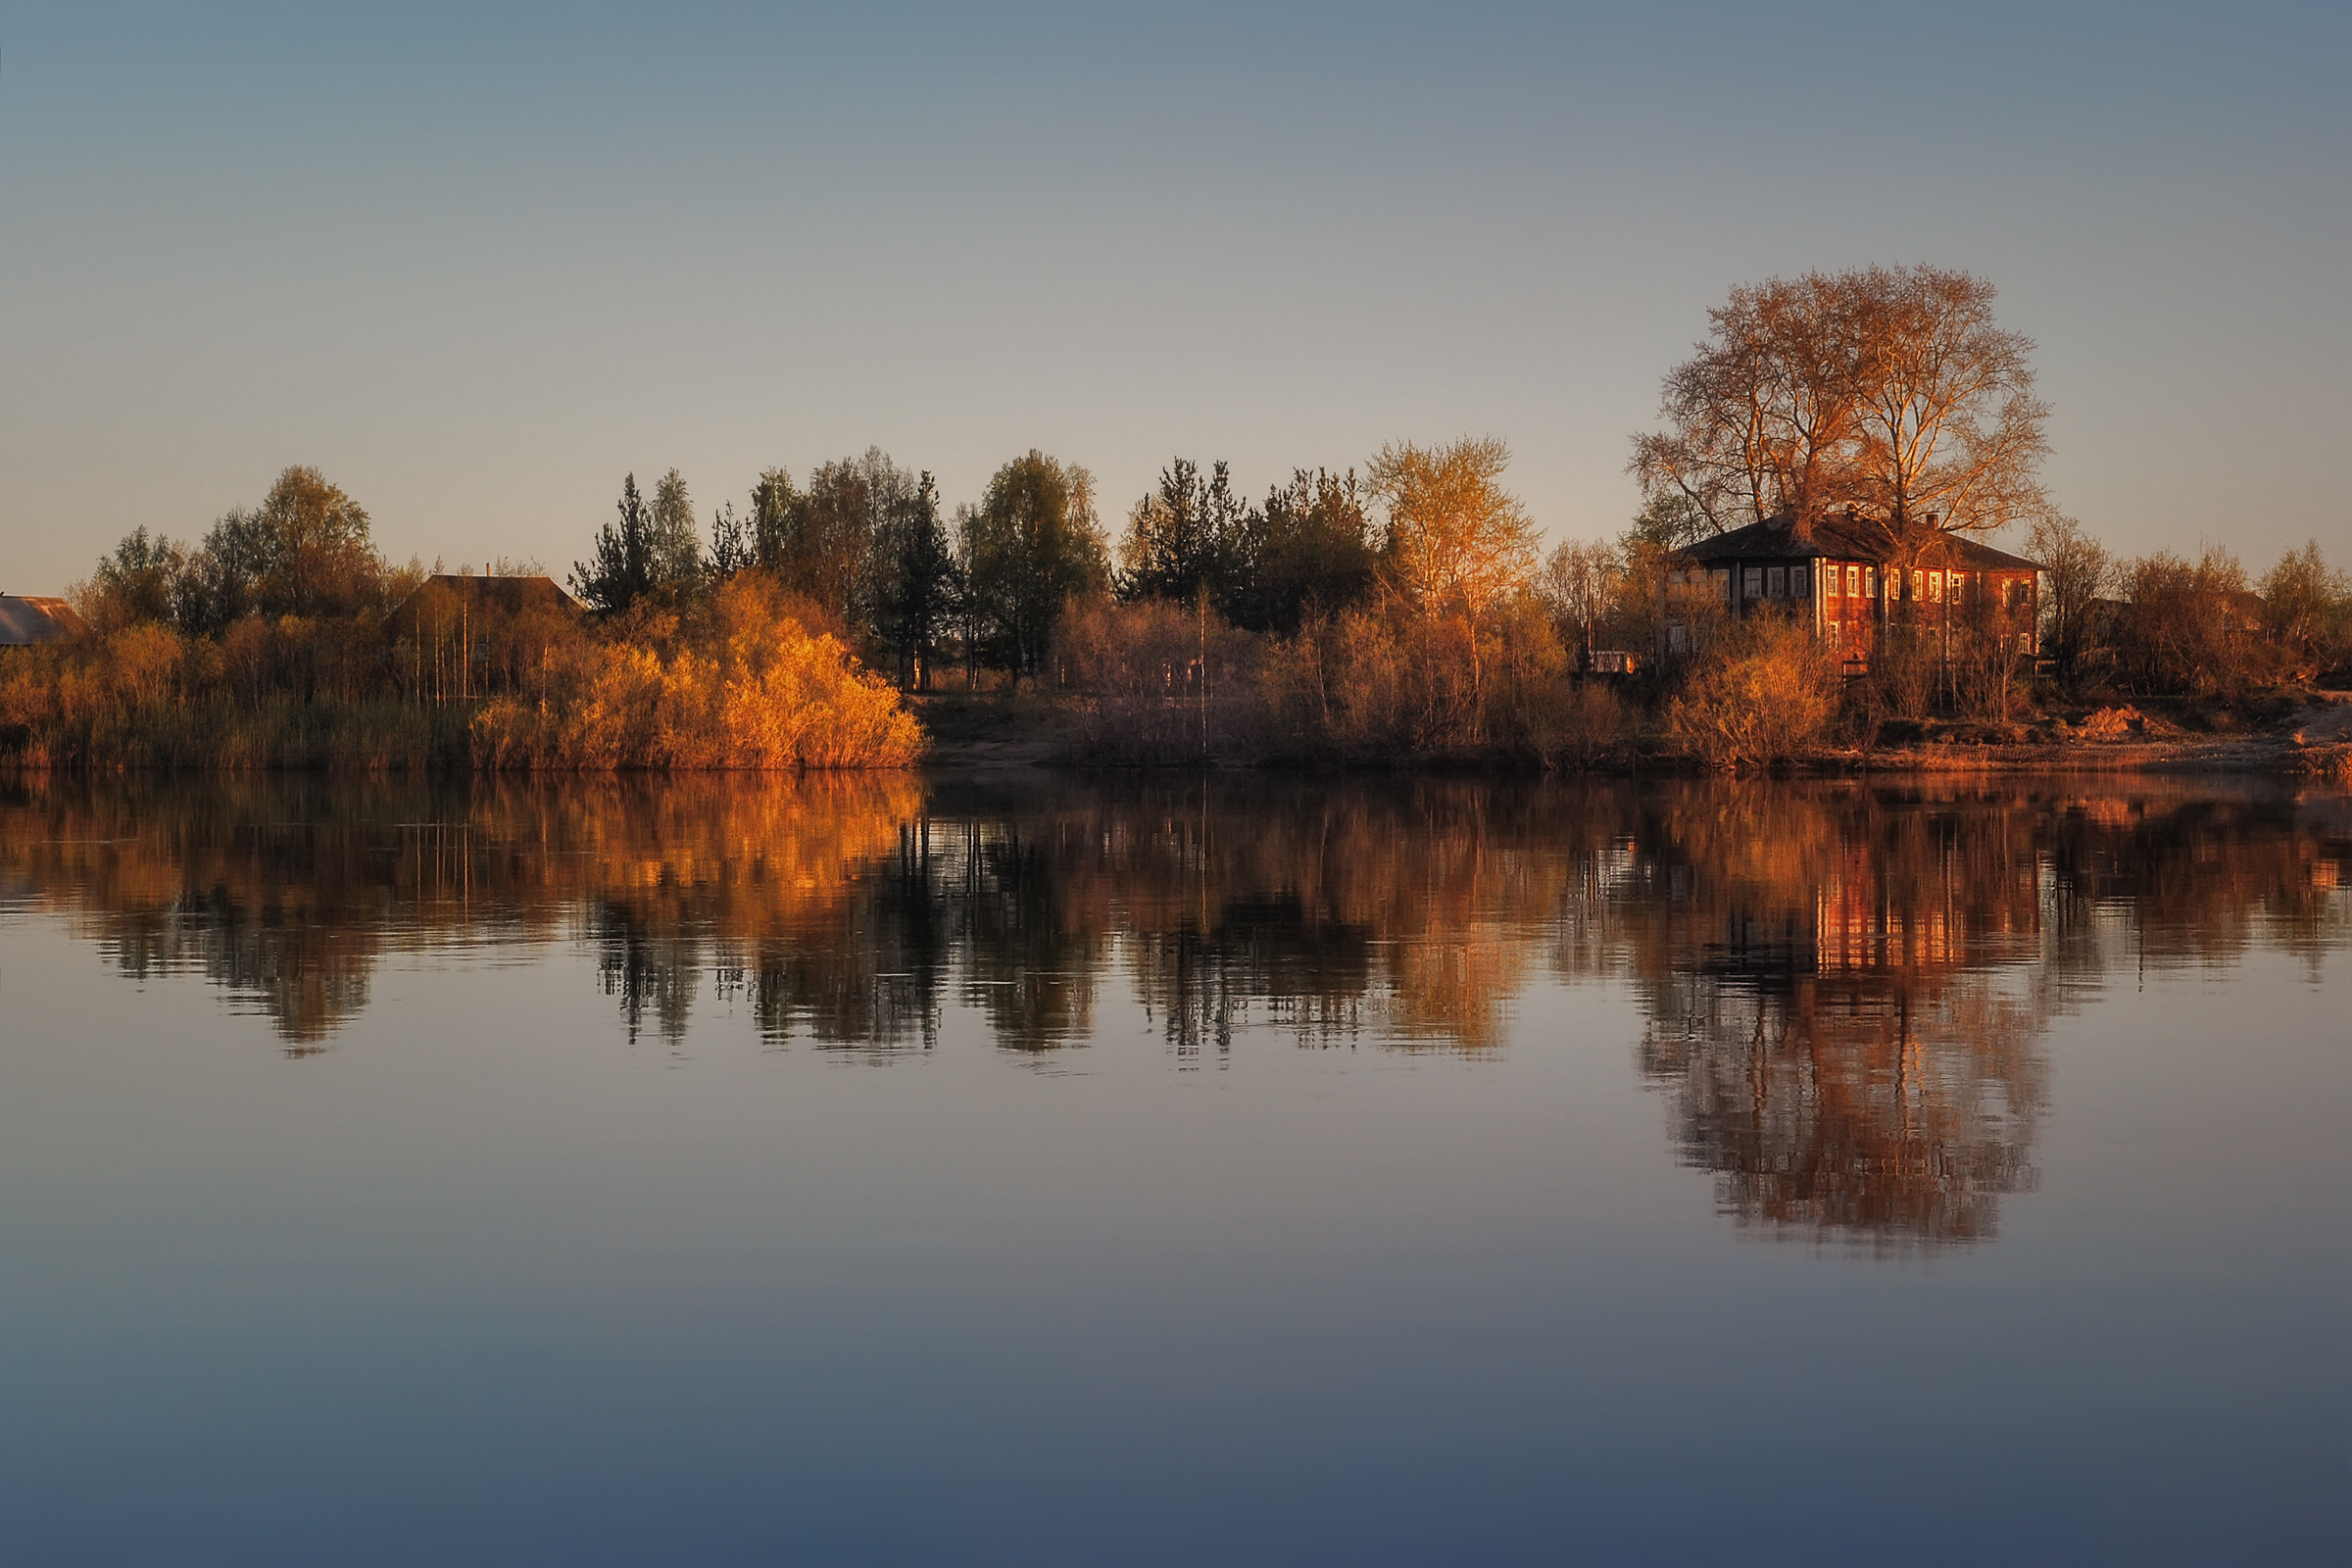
[1366,437,1539,741]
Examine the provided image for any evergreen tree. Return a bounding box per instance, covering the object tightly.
[1228,467,1377,633]
[1116,458,1247,607]
[571,473,659,614]
[873,470,962,689]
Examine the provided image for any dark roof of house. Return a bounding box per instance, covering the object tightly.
[1678,515,2039,572]
[390,574,580,624]
[0,595,86,646]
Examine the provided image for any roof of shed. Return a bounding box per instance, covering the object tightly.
[0,595,86,645]
[389,574,580,623]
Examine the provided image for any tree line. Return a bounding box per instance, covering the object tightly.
[555,435,1546,730]
[18,262,2350,775]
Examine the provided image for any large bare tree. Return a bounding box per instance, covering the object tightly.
[1847,266,2048,536]
[1632,266,2047,542]
[1631,271,1864,532]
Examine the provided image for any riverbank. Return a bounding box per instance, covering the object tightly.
[6,683,2344,781]
[913,688,2352,780]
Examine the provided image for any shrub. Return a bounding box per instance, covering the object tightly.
[1261,604,1474,759]
[1665,615,1839,769]
[1054,598,1266,764]
[470,572,921,770]
[4,568,919,772]
[2113,548,2260,696]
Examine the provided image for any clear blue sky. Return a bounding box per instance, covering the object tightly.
[3,1,2345,592]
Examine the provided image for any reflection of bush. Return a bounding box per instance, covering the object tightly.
[1,772,2339,1263]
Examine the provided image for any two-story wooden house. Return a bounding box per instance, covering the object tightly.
[1664,512,2041,666]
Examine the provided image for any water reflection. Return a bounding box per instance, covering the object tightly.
[1619,790,2055,1248]
[3,772,2343,1246]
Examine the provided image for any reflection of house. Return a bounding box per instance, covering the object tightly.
[1664,512,2040,664]
[1651,852,2048,1250]
[0,595,86,646]
[1694,850,2042,988]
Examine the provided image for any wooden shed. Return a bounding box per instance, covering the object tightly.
[0,596,87,646]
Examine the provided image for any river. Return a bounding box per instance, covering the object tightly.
[1,772,2345,1563]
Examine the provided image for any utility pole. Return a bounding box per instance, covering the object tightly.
[1198,586,1209,766]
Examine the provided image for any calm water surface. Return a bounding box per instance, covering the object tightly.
[1,773,2346,1564]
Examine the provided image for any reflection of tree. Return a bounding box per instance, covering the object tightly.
[592,903,700,1046]
[1642,976,2043,1249]
[0,773,920,1050]
[1610,780,2352,1249]
[736,819,956,1052]
[1133,896,1375,1063]
[554,776,926,1048]
[0,761,2340,1237]
[970,779,1580,1054]
[1619,785,2059,1249]
[0,777,498,1051]
[959,823,1102,1051]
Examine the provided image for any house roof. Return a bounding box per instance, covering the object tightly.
[1679,515,2039,572]
[0,595,86,646]
[389,574,580,626]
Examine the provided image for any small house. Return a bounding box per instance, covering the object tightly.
[386,574,579,639]
[1664,512,2041,666]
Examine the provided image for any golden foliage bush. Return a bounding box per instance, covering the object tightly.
[470,573,922,770]
[1665,615,1840,769]
[1,570,919,772]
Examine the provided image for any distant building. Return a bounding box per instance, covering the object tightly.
[0,595,87,647]
[386,574,580,639]
[1665,512,2040,666]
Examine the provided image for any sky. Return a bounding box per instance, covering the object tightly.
[2,1,2346,592]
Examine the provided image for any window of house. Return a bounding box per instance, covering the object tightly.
[1711,569,1730,601]
[1928,570,1943,602]
[2018,632,2034,655]
[1827,619,1840,641]
[1911,568,1923,601]
[1743,566,1762,599]
[1767,566,1786,598]
[1668,623,1688,652]
[1844,564,1860,597]
[1865,566,1879,598]
[1789,565,1808,595]
[1953,571,1969,601]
